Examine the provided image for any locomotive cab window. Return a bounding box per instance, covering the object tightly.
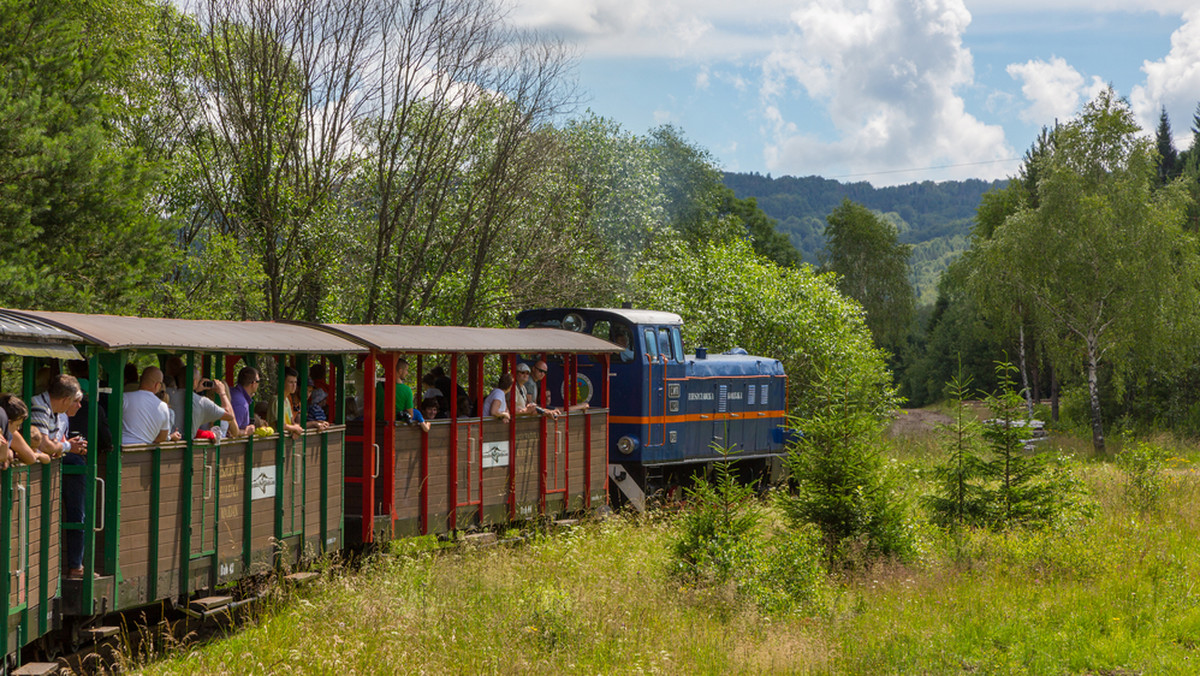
[642,328,658,360]
[671,328,684,362]
[610,322,635,362]
[658,328,674,361]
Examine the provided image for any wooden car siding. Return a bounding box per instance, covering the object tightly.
[99,427,345,602]
[110,447,185,602]
[346,411,609,538]
[7,463,60,643]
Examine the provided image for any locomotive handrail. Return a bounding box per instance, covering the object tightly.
[293,450,302,486]
[372,443,381,479]
[204,462,214,500]
[94,477,106,532]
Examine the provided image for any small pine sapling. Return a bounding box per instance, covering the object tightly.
[925,368,988,528]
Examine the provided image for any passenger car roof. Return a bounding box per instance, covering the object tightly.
[2,310,361,354]
[0,310,84,359]
[314,324,621,354]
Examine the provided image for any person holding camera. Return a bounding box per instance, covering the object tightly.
[171,371,237,440]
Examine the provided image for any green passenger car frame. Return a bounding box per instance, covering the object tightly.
[0,310,360,624]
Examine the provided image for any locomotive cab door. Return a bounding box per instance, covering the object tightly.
[659,328,685,459]
[641,329,665,455]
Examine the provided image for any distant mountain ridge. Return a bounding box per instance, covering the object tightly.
[723,172,1007,304]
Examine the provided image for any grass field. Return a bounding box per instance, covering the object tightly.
[127,423,1200,675]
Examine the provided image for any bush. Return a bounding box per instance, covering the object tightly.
[671,454,762,584]
[926,362,1093,531]
[671,452,829,616]
[925,370,988,528]
[1115,439,1169,513]
[741,524,828,615]
[780,369,916,564]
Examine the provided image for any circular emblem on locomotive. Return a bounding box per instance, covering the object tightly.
[561,373,593,405]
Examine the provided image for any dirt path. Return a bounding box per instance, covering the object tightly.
[887,408,954,437]
[887,403,992,438]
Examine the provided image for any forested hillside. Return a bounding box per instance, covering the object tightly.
[723,173,1006,303]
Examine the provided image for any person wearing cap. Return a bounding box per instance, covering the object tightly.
[513,363,535,415]
[515,363,558,418]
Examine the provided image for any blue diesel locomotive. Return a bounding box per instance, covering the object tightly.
[516,308,790,508]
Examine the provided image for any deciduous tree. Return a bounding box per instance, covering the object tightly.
[972,88,1198,452]
[632,237,892,417]
[822,199,915,351]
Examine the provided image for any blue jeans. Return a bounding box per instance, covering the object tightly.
[62,452,85,570]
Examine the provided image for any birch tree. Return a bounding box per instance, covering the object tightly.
[972,88,1197,452]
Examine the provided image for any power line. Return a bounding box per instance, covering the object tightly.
[828,157,1024,180]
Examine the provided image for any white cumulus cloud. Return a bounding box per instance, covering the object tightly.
[1131,8,1200,141]
[759,0,1012,185]
[1006,57,1105,125]
[509,0,727,58]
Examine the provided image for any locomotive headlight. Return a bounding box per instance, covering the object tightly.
[617,435,639,455]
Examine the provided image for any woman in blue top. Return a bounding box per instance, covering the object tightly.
[481,374,513,423]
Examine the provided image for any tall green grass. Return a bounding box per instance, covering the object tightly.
[131,431,1200,675]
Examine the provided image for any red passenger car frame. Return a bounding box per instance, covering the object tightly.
[314,325,619,544]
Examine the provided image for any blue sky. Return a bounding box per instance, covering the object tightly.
[509,1,1200,186]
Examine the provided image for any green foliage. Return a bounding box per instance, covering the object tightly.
[924,370,988,527]
[647,124,740,247]
[149,231,267,320]
[1116,438,1169,514]
[1156,106,1182,187]
[0,0,170,312]
[822,199,916,351]
[968,88,1200,452]
[631,237,893,418]
[924,362,1093,532]
[670,451,828,615]
[897,260,1006,407]
[717,188,802,268]
[980,362,1059,529]
[780,368,915,563]
[743,525,828,616]
[671,456,762,584]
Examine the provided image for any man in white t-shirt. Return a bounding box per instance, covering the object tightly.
[170,371,237,439]
[122,366,178,445]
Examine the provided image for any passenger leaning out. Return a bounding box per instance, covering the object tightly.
[0,394,46,467]
[31,374,86,460]
[410,397,437,433]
